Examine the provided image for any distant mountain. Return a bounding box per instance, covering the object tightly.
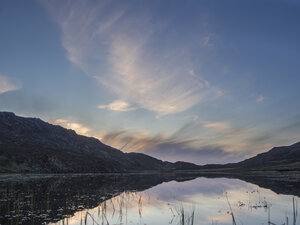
[235,142,300,170]
[0,112,200,173]
[1,111,299,173]
[202,142,300,171]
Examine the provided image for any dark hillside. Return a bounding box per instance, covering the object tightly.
[0,112,199,173]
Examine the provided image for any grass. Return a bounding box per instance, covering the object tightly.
[293,197,298,225]
[2,183,298,225]
[84,211,101,225]
[169,203,195,225]
[223,193,298,225]
[225,192,237,225]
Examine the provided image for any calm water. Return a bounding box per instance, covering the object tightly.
[0,173,299,225]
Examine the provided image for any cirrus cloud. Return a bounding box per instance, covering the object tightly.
[256,94,265,103]
[42,0,222,116]
[99,127,244,165]
[98,100,136,112]
[203,122,233,135]
[0,75,21,94]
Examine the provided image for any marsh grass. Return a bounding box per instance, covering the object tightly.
[292,197,298,225]
[58,191,298,225]
[84,211,101,225]
[169,203,195,225]
[223,193,298,225]
[225,192,237,225]
[4,184,297,225]
[211,220,218,225]
[265,197,298,225]
[82,190,144,225]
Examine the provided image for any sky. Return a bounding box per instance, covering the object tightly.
[0,0,300,164]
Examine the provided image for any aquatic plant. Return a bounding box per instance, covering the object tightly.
[169,203,195,225]
[292,197,298,225]
[225,192,237,225]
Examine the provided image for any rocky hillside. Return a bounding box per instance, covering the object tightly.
[0,112,200,173]
[234,142,300,170]
[201,142,300,171]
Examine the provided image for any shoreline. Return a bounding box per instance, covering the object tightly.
[1,169,300,181]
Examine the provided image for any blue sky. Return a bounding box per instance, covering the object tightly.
[1,0,300,164]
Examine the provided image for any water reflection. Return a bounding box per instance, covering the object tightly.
[0,173,299,225]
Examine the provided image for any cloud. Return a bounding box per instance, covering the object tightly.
[103,130,243,164]
[101,35,221,115]
[201,35,215,47]
[203,122,233,135]
[42,1,222,116]
[99,120,245,165]
[256,94,265,103]
[52,118,90,135]
[98,100,136,111]
[99,117,295,164]
[149,141,243,165]
[148,177,246,203]
[0,75,21,94]
[202,36,210,46]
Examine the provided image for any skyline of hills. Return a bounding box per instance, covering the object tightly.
[0,111,299,173]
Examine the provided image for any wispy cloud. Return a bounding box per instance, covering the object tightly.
[100,127,243,164]
[49,114,300,164]
[98,118,249,164]
[201,35,215,48]
[99,116,296,163]
[0,75,21,94]
[52,118,90,135]
[101,35,222,115]
[256,94,265,103]
[98,100,136,112]
[42,1,222,115]
[203,122,233,135]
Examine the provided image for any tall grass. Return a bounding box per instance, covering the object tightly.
[54,191,298,225]
[225,192,237,225]
[84,211,101,225]
[170,204,195,225]
[293,197,298,225]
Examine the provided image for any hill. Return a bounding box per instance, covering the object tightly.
[0,112,200,173]
[201,142,300,172]
[235,142,300,171]
[1,111,299,173]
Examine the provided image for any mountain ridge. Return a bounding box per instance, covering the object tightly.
[0,111,199,173]
[1,111,299,173]
[201,141,300,171]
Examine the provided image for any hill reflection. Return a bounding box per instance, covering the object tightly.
[0,172,299,225]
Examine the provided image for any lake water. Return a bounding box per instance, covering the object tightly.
[0,173,299,225]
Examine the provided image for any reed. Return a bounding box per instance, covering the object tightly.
[292,197,297,225]
[211,220,218,225]
[225,192,237,225]
[171,204,195,225]
[84,211,102,225]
